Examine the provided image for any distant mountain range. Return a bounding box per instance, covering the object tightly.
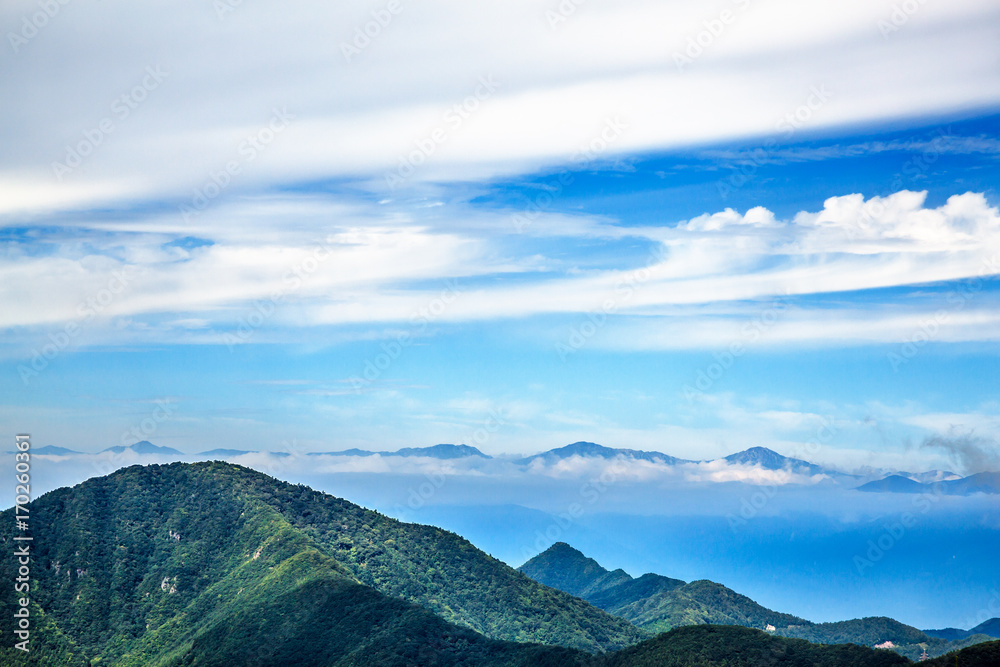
[925,617,1000,641]
[100,440,184,455]
[519,542,996,661]
[28,439,999,494]
[31,445,83,455]
[0,461,946,666]
[857,472,1000,496]
[515,441,688,466]
[320,443,492,459]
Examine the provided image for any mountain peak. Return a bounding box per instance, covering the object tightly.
[100,440,184,455]
[520,541,631,599]
[724,446,786,467]
[519,442,685,466]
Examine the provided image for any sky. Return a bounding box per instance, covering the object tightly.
[2,0,1000,474]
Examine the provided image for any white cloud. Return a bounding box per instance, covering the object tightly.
[1,0,998,214]
[2,190,998,352]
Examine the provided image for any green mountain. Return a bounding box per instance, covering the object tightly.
[594,625,910,667]
[0,462,939,667]
[775,618,997,661]
[0,462,644,665]
[926,617,1000,641]
[518,541,636,599]
[922,639,1000,666]
[519,543,992,660]
[520,542,805,633]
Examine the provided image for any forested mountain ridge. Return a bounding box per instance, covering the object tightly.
[519,542,994,660]
[520,542,805,632]
[0,461,642,665]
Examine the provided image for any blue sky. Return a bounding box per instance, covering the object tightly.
[2,0,1000,474]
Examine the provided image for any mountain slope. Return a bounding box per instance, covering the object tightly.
[0,473,590,666]
[971,617,1000,638]
[521,543,989,660]
[924,617,1000,641]
[595,625,909,667]
[520,543,803,634]
[0,462,953,667]
[0,462,642,662]
[922,639,1000,666]
[518,542,633,599]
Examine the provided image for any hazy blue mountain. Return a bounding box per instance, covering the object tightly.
[199,448,254,457]
[517,441,687,466]
[948,472,1000,495]
[723,446,841,477]
[972,618,1000,638]
[100,440,184,455]
[33,445,83,455]
[857,472,1000,496]
[930,618,1000,640]
[923,627,972,641]
[394,444,492,458]
[901,470,961,483]
[321,444,491,459]
[856,475,927,493]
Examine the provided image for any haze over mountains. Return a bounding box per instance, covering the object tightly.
[4,462,993,666]
[28,440,999,496]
